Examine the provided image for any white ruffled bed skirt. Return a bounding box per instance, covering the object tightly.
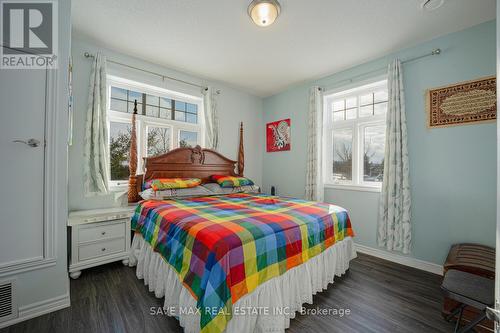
[129,235,356,333]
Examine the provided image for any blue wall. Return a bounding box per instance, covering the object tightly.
[262,21,497,265]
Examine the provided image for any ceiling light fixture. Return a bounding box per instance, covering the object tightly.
[248,0,281,27]
[421,0,445,11]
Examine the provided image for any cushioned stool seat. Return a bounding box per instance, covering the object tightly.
[441,269,494,333]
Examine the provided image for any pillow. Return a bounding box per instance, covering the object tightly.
[202,182,260,195]
[145,178,202,191]
[140,186,212,200]
[210,175,254,188]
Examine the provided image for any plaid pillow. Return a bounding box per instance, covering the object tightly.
[210,175,254,188]
[146,178,202,191]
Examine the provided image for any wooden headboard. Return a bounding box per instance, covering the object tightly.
[128,122,245,203]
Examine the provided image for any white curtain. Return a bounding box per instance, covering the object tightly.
[305,86,324,202]
[83,53,109,196]
[377,59,412,254]
[202,87,219,150]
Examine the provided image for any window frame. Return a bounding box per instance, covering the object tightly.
[106,75,204,189]
[323,76,387,192]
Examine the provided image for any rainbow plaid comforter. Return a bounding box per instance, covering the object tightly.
[131,193,354,333]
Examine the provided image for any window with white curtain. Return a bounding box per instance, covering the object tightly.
[107,76,204,187]
[323,78,388,191]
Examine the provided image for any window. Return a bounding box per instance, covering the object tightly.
[332,128,353,181]
[109,121,131,183]
[109,85,199,123]
[323,79,387,190]
[147,125,171,156]
[179,130,198,148]
[107,76,204,187]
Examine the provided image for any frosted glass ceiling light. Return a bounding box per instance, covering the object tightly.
[421,0,445,11]
[248,0,281,27]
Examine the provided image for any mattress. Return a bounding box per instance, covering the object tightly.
[131,193,355,333]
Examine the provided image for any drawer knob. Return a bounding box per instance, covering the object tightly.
[101,248,106,252]
[101,231,106,235]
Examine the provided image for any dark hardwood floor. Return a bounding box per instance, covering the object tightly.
[1,253,454,333]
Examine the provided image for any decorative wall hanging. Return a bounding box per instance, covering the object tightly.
[426,76,496,128]
[266,118,291,152]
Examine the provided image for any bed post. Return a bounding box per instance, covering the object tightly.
[128,100,139,203]
[238,122,244,176]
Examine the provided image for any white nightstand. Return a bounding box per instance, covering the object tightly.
[68,206,136,279]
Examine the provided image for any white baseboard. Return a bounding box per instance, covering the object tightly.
[355,243,443,275]
[0,292,70,329]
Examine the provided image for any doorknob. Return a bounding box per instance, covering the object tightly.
[12,139,41,147]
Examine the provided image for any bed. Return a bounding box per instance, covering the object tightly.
[128,132,356,333]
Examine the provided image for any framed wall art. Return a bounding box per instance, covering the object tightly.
[266,118,291,152]
[426,76,496,128]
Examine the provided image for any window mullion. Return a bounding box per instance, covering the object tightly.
[352,123,359,186]
[141,93,146,115]
[169,125,174,151]
[356,95,360,119]
[358,123,365,186]
[343,99,346,120]
[173,126,179,149]
[326,128,333,184]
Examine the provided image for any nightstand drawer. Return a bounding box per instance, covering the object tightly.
[78,238,125,261]
[78,220,126,243]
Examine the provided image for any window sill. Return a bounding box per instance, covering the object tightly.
[109,184,128,193]
[324,183,381,193]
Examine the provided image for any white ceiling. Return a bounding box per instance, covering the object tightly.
[72,0,496,97]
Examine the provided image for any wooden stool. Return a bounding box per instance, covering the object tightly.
[443,244,495,332]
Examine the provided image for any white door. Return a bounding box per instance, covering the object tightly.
[0,69,47,266]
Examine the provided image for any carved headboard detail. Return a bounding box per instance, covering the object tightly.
[129,123,245,203]
[190,146,205,164]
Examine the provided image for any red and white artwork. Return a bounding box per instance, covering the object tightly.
[266,118,291,152]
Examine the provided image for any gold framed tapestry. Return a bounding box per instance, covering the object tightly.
[426,76,496,128]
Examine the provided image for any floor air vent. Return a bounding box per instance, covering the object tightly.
[0,280,17,323]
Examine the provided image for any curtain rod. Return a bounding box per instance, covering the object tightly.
[323,48,441,91]
[83,52,220,94]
